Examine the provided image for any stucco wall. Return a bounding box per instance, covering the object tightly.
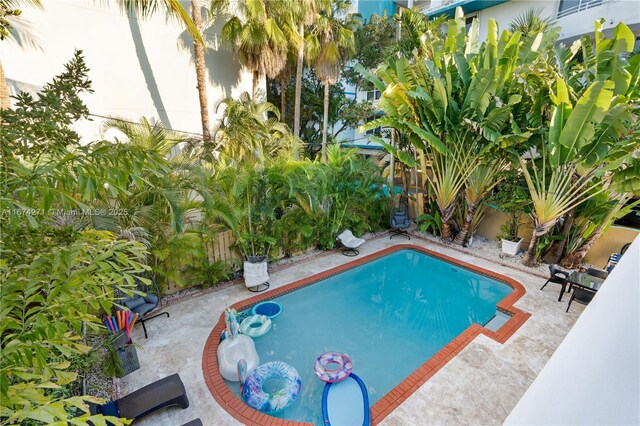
[471,0,640,44]
[475,206,639,267]
[0,1,256,142]
[505,234,640,425]
[474,0,558,40]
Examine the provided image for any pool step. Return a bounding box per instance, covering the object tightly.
[483,311,511,332]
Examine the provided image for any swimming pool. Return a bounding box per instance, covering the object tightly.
[203,244,530,425]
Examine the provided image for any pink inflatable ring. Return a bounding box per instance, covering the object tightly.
[314,352,353,383]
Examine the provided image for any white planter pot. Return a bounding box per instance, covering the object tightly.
[501,238,523,256]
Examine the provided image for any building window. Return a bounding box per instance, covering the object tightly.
[557,0,603,18]
[364,115,382,136]
[366,89,381,102]
[465,14,477,33]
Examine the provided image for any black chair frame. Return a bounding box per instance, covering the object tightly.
[566,287,596,312]
[389,196,411,240]
[121,275,169,339]
[342,247,359,256]
[247,282,270,293]
[541,264,570,291]
[139,311,170,339]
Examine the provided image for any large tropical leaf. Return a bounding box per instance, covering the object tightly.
[557,80,614,157]
[463,68,497,119]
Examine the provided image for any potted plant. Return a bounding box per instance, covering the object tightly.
[489,172,531,256]
[225,166,280,291]
[497,212,524,255]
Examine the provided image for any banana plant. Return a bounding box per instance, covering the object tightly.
[560,193,638,268]
[453,160,505,245]
[519,22,640,266]
[359,7,543,241]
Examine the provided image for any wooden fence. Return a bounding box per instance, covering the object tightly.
[163,229,289,295]
[163,229,242,295]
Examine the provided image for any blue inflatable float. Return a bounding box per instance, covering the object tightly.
[322,373,370,426]
[251,301,283,319]
[242,361,301,413]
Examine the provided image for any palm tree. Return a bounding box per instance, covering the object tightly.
[307,0,358,162]
[212,92,297,164]
[221,0,289,98]
[0,0,43,109]
[100,115,190,157]
[190,0,211,142]
[116,0,203,41]
[115,0,211,141]
[292,0,325,142]
[509,7,555,37]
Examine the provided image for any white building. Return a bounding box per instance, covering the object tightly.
[0,1,256,142]
[505,234,640,425]
[340,0,640,150]
[423,0,640,46]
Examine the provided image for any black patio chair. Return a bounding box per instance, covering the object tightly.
[566,287,596,312]
[540,264,570,291]
[89,373,189,422]
[120,276,169,339]
[389,196,411,240]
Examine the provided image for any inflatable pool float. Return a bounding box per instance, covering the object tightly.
[322,373,370,426]
[314,352,353,383]
[242,361,301,413]
[217,334,259,381]
[239,315,272,337]
[217,308,259,381]
[251,301,283,319]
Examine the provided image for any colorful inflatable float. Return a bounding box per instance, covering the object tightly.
[242,361,301,413]
[315,352,370,426]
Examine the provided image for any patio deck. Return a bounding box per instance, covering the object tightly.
[120,234,584,425]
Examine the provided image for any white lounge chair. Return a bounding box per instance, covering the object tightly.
[336,230,365,256]
[244,257,270,292]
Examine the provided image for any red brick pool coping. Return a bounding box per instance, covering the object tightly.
[202,244,531,426]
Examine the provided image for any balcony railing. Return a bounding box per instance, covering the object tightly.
[557,0,604,19]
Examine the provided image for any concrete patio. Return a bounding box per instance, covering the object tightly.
[120,234,584,425]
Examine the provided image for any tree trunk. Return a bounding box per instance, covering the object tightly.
[0,61,10,110]
[560,225,603,269]
[453,205,475,246]
[252,70,260,99]
[522,230,540,267]
[389,130,395,190]
[293,22,304,145]
[191,0,211,142]
[560,195,629,268]
[321,81,329,162]
[441,222,453,240]
[543,208,575,264]
[440,204,456,241]
[280,77,286,122]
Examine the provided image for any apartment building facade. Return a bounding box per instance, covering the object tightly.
[341,0,640,150]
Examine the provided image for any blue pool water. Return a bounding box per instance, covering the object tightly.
[225,249,512,425]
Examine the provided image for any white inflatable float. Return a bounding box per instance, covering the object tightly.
[218,308,259,382]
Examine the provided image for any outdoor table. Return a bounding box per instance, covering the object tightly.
[558,271,605,302]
